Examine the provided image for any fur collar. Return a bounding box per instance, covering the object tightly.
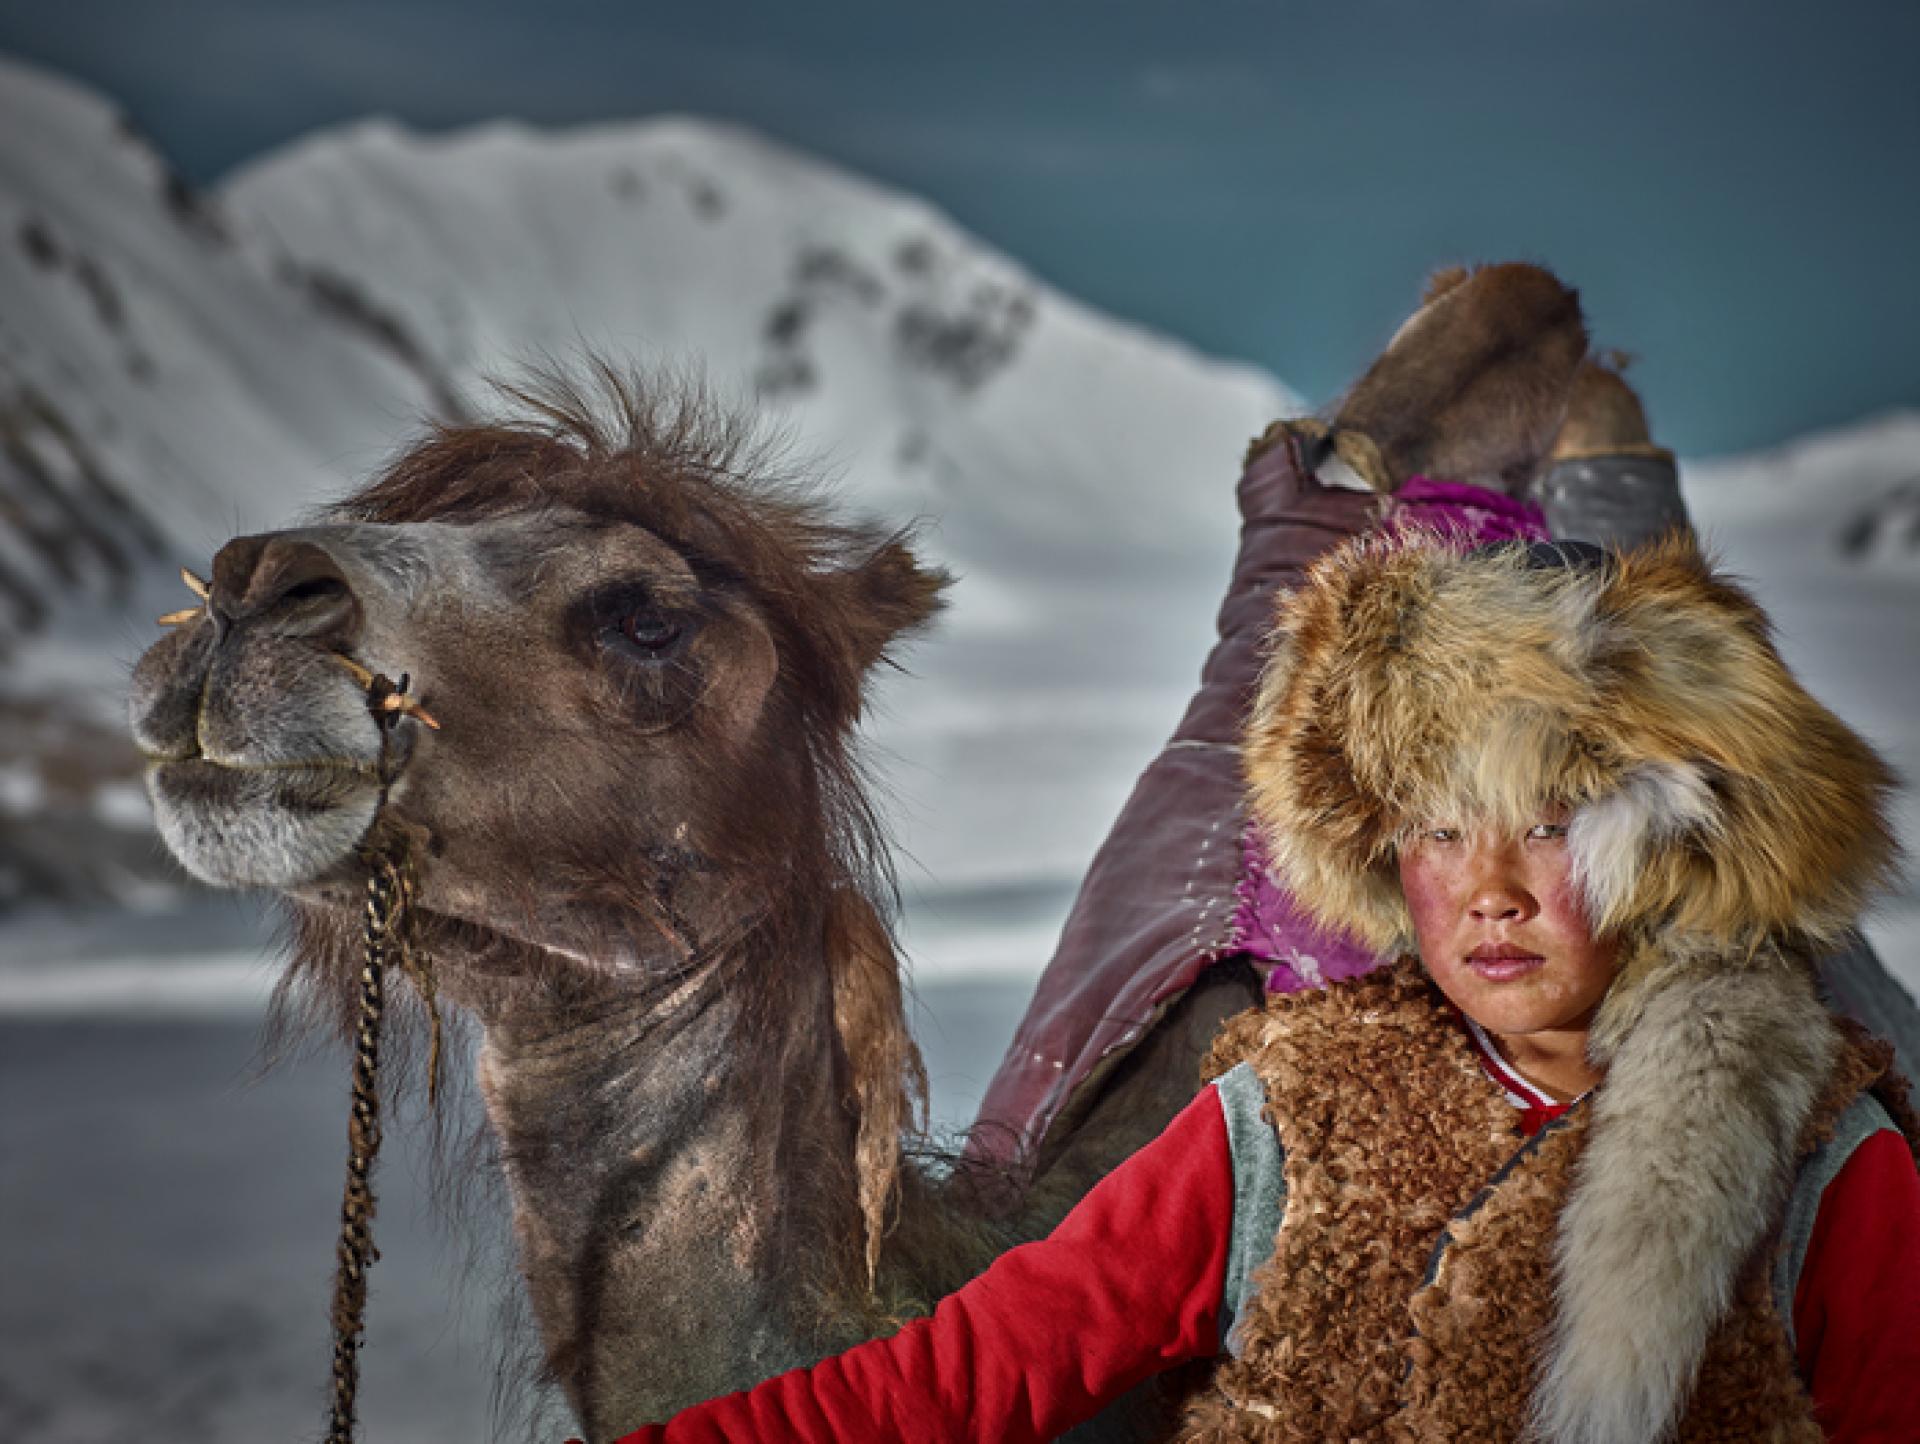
[1240,533,1898,1442]
[1539,942,1840,1441]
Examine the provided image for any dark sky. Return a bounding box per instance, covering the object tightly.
[6,0,1918,454]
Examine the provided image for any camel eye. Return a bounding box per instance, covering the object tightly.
[623,606,679,646]
[576,583,692,662]
[614,606,684,657]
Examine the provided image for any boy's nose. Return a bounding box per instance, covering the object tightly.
[1465,842,1539,923]
[1469,889,1530,922]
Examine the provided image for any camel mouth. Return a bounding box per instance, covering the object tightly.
[131,614,436,893]
[145,752,383,780]
[146,755,388,891]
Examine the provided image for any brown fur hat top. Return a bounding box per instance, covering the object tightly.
[1332,262,1590,494]
[1244,531,1898,957]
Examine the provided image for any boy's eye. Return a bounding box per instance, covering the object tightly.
[1426,827,1461,844]
[1527,822,1570,842]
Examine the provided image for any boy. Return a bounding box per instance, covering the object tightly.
[616,532,1920,1442]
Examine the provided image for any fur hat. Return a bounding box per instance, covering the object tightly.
[1242,531,1901,1443]
[1245,531,1896,958]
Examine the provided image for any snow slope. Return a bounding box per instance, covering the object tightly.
[1,51,1916,976]
[221,112,1291,565]
[0,59,434,571]
[0,56,1295,910]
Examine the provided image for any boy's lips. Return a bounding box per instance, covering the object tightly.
[1466,942,1545,981]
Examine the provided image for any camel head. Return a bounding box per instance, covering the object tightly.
[130,371,949,1015]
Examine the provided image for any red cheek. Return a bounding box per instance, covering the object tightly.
[1536,858,1592,932]
[1398,852,1461,935]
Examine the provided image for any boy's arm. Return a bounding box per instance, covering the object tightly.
[606,1081,1237,1444]
[1793,1126,1920,1440]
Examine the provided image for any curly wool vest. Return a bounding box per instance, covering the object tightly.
[1179,963,1906,1444]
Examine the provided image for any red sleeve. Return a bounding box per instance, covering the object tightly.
[608,1083,1236,1444]
[1793,1126,1920,1441]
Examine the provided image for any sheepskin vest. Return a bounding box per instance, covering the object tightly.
[1180,961,1905,1444]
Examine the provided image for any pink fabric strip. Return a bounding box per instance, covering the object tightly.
[1235,821,1379,993]
[1386,474,1550,548]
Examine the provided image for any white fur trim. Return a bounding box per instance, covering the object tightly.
[1532,957,1840,1443]
[1567,763,1718,929]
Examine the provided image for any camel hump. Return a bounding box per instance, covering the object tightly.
[1551,353,1673,463]
[1335,261,1588,496]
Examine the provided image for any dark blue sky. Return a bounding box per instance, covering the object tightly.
[6,0,1918,453]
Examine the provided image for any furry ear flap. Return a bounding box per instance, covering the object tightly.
[824,889,928,1293]
[1582,541,1899,946]
[1567,761,1720,934]
[825,534,951,675]
[1537,946,1842,1443]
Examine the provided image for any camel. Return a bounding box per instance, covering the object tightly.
[128,366,1253,1442]
[128,270,1920,1443]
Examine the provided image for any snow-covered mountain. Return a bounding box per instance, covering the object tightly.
[0,61,437,584]
[0,50,1295,627]
[221,112,1292,564]
[1686,410,1920,569]
[0,54,1293,914]
[1,51,1915,942]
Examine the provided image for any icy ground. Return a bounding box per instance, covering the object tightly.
[0,891,1049,1444]
[3,899,1918,1444]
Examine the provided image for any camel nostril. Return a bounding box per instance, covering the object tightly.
[280,576,351,608]
[211,532,363,642]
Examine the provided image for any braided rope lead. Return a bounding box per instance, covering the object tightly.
[325,851,406,1444]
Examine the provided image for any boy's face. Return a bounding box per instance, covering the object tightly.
[1397,811,1619,1043]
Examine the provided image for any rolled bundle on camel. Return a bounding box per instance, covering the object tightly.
[128,267,1919,1444]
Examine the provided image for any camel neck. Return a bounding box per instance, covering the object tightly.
[474,937,869,1440]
